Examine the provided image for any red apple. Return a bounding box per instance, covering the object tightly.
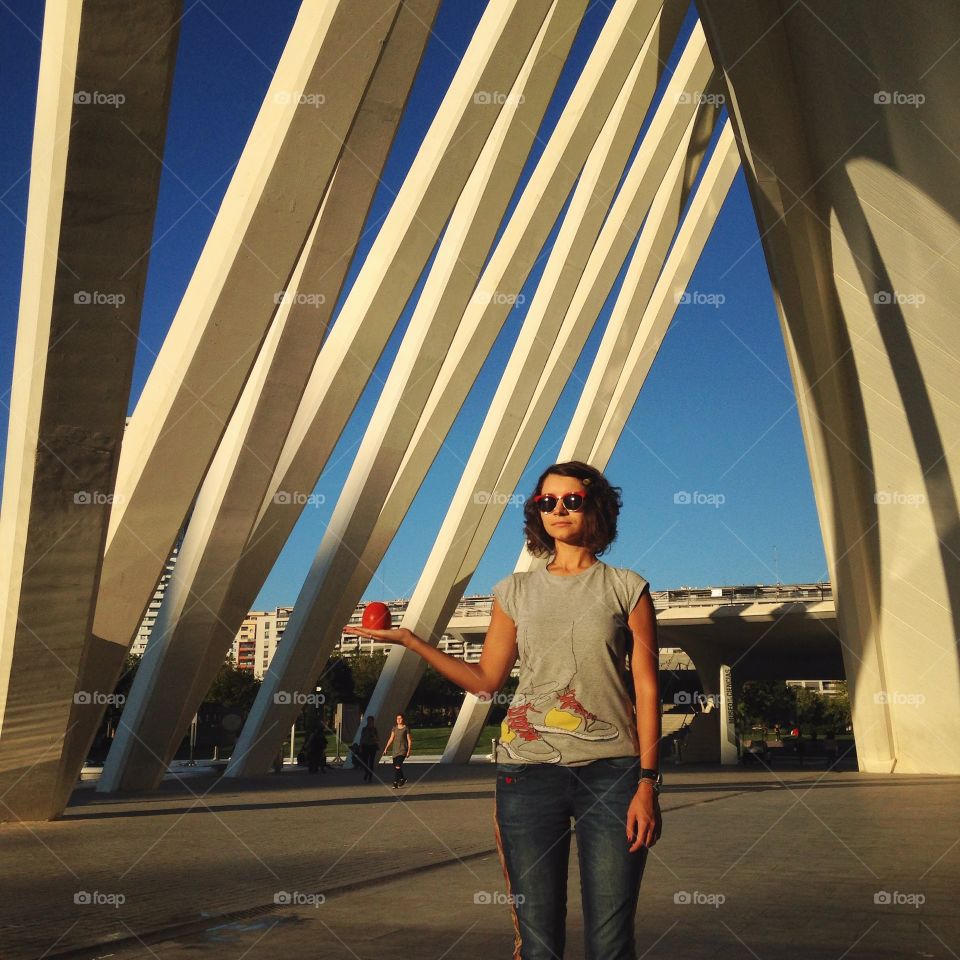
[362,601,392,631]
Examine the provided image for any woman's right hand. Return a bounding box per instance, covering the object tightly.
[343,625,416,647]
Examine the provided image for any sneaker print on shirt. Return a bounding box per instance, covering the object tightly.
[498,618,620,764]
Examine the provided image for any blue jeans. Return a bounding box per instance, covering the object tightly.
[493,756,648,959]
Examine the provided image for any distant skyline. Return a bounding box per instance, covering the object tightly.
[0,1,827,611]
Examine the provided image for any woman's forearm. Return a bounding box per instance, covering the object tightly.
[405,634,487,695]
[635,680,661,771]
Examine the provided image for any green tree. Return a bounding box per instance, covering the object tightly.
[794,687,826,730]
[206,655,261,713]
[736,680,795,732]
[822,681,851,733]
[350,650,388,703]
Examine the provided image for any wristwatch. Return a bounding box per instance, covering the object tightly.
[639,767,662,794]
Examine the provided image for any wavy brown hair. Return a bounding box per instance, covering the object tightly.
[522,461,622,558]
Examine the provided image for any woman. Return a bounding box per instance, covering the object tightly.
[383,712,413,789]
[344,460,661,959]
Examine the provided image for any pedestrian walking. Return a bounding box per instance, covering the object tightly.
[358,715,379,783]
[383,713,413,789]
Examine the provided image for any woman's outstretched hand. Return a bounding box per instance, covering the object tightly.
[626,784,661,852]
[342,624,416,647]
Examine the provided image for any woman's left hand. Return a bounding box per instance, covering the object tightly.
[626,783,661,852]
[343,625,415,646]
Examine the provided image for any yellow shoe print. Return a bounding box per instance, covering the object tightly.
[534,688,617,740]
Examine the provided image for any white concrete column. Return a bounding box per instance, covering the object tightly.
[698,0,960,773]
[0,0,181,821]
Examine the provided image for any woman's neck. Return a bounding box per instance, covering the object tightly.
[548,546,597,573]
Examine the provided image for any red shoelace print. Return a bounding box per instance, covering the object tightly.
[505,702,540,742]
[557,688,597,721]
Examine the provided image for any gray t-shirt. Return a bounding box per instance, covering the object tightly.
[492,560,649,766]
[390,725,411,756]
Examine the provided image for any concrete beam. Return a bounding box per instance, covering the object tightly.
[0,0,181,822]
[697,0,960,773]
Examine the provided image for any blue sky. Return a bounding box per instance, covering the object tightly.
[0,0,826,610]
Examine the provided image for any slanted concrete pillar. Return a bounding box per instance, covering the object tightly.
[0,0,181,822]
[698,0,960,773]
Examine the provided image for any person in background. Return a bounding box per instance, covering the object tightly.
[305,724,328,774]
[358,715,379,783]
[383,713,413,789]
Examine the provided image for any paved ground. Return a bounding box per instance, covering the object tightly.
[1,756,957,959]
